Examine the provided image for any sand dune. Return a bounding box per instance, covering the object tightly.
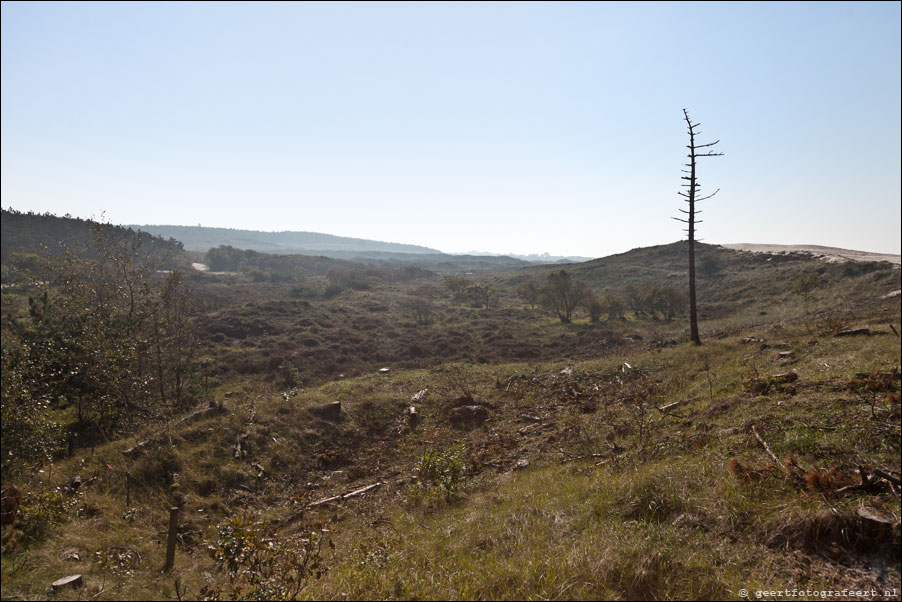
[720,243,900,265]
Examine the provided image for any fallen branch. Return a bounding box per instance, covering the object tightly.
[795,419,838,432]
[657,399,688,413]
[751,426,786,476]
[834,328,870,337]
[783,455,809,477]
[278,480,388,526]
[308,481,385,509]
[559,445,624,464]
[831,467,901,496]
[594,447,630,467]
[872,469,901,487]
[834,466,874,495]
[562,453,606,463]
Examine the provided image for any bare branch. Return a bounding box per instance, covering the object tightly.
[697,189,720,201]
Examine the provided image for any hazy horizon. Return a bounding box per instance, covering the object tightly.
[5,205,900,261]
[3,2,900,256]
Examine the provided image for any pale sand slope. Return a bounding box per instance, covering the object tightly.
[720,244,901,265]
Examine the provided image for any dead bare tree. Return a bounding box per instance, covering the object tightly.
[674,109,722,345]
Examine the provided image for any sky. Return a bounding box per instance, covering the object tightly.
[2,1,900,257]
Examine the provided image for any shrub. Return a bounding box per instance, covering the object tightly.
[17,489,75,539]
[588,298,604,323]
[538,270,591,323]
[792,273,819,300]
[399,296,436,326]
[517,280,540,309]
[412,441,468,499]
[201,514,329,601]
[443,275,470,294]
[323,284,344,299]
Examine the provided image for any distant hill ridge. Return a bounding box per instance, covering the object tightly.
[130,224,441,255]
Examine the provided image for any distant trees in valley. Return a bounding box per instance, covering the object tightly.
[620,284,687,322]
[206,245,433,292]
[442,275,498,308]
[399,296,436,326]
[515,272,687,324]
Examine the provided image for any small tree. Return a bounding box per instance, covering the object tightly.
[601,292,626,322]
[400,295,435,326]
[463,283,497,309]
[443,275,470,295]
[621,284,645,317]
[538,270,590,323]
[517,281,540,309]
[588,296,604,323]
[654,286,688,322]
[674,109,722,345]
[792,273,820,301]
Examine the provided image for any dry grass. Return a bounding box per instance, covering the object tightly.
[2,243,899,600]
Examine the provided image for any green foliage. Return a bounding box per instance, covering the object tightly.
[201,514,329,601]
[412,441,468,499]
[1,224,199,473]
[0,334,64,468]
[278,360,303,388]
[17,489,75,538]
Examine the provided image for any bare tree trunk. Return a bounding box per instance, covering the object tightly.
[686,114,701,345]
[676,109,722,346]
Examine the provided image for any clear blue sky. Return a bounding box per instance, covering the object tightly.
[2,1,900,256]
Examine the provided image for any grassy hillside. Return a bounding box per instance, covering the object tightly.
[1,292,898,600]
[1,229,899,600]
[515,241,899,331]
